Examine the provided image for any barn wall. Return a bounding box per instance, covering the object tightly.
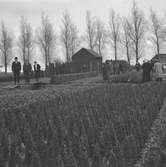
[72,49,102,73]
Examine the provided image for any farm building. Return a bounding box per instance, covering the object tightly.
[72,48,102,73]
[151,54,166,64]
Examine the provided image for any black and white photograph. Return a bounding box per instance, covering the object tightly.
[0,0,166,166]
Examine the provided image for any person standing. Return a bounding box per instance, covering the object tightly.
[153,59,163,82]
[34,61,41,82]
[135,62,141,71]
[146,60,153,81]
[119,63,123,74]
[142,60,152,82]
[102,60,110,82]
[142,60,147,82]
[12,57,21,85]
[23,60,32,83]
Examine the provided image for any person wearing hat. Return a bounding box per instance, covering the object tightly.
[12,57,21,85]
[142,59,152,82]
[33,61,41,82]
[102,60,110,82]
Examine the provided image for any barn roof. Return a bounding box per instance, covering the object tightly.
[72,48,102,59]
[151,54,166,61]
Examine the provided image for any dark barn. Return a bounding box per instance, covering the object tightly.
[72,48,102,73]
[151,54,166,64]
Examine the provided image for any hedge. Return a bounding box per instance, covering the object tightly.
[0,83,166,167]
[50,71,98,84]
[110,70,142,83]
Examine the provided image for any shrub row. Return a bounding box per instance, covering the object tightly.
[0,83,166,167]
[110,70,142,83]
[50,71,98,84]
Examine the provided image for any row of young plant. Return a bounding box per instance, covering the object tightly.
[50,71,98,84]
[0,72,45,83]
[135,97,166,167]
[110,70,142,83]
[0,83,166,167]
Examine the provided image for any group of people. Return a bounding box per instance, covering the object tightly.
[102,60,125,82]
[102,58,164,83]
[12,57,41,85]
[142,58,163,82]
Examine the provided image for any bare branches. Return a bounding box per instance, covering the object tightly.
[69,23,80,56]
[85,11,97,50]
[149,8,165,55]
[95,18,108,57]
[60,10,79,62]
[108,9,121,61]
[121,17,132,65]
[37,13,56,69]
[0,21,12,73]
[18,16,33,63]
[127,1,147,63]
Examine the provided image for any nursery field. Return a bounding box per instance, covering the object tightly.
[0,75,102,96]
[0,78,166,167]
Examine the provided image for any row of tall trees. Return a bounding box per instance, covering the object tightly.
[0,0,166,73]
[0,22,13,73]
[60,11,79,62]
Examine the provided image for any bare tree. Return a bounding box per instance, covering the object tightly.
[60,10,79,62]
[85,11,97,50]
[37,13,56,69]
[127,1,147,64]
[121,17,132,65]
[108,9,121,61]
[95,18,107,57]
[69,23,80,56]
[150,8,165,55]
[18,16,33,63]
[0,21,12,74]
[26,23,33,62]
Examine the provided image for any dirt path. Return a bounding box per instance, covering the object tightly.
[0,75,104,97]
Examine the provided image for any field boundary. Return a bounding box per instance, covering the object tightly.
[135,98,166,167]
[50,71,99,84]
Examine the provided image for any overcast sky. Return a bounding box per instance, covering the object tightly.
[0,0,165,32]
[0,0,166,66]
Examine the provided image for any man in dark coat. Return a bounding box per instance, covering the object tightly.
[12,57,21,85]
[23,60,32,83]
[142,60,153,82]
[103,60,110,82]
[34,61,41,82]
[142,60,148,82]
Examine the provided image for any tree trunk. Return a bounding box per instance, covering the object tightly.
[135,42,139,64]
[114,41,117,61]
[48,47,50,64]
[4,52,7,74]
[90,37,93,50]
[66,44,70,62]
[23,47,26,63]
[126,45,130,65]
[45,47,48,70]
[98,42,102,57]
[27,48,30,62]
[156,36,160,56]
